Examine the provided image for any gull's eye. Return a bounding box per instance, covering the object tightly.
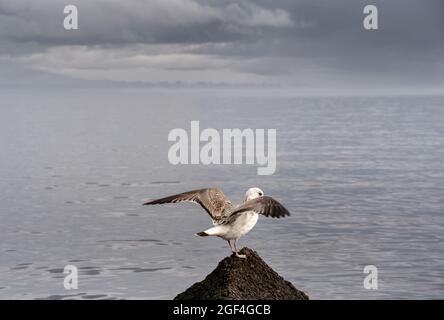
[258,192,263,196]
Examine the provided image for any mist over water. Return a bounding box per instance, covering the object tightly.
[0,90,443,299]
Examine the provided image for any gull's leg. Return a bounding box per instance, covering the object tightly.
[227,240,236,254]
[234,239,246,259]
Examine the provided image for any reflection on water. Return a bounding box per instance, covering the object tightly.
[0,90,443,299]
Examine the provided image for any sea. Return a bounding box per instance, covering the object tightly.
[0,89,443,299]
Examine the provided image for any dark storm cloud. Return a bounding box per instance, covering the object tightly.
[0,0,443,87]
[209,0,444,70]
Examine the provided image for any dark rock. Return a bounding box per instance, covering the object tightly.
[174,247,308,300]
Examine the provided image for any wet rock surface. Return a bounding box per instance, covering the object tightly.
[175,247,309,300]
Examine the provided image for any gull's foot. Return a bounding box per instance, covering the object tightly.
[235,252,247,259]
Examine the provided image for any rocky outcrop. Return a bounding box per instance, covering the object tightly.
[174,247,308,300]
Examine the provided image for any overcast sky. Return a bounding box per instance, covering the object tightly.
[0,0,443,89]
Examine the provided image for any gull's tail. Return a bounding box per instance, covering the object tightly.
[194,225,224,237]
[194,231,209,237]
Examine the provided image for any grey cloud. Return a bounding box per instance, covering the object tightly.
[0,0,294,47]
[0,0,443,87]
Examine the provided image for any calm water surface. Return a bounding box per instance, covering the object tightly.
[0,90,443,299]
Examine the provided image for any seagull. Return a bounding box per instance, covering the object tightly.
[143,187,290,258]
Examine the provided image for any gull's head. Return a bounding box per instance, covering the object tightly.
[243,187,264,202]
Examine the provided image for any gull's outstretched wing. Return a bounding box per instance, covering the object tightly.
[143,188,232,220]
[228,196,290,218]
